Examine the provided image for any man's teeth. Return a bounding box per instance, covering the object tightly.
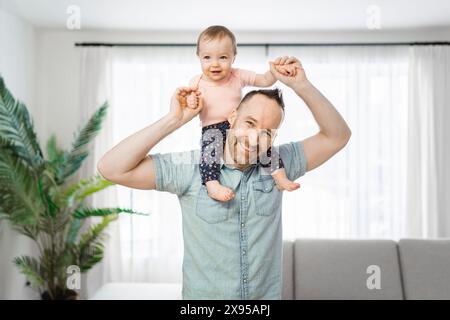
[239,142,256,152]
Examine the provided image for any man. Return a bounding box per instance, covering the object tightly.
[97,56,351,299]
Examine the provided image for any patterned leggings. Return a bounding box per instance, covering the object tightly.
[199,120,284,185]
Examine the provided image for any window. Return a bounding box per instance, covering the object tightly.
[108,46,409,281]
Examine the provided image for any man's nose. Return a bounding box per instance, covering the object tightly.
[245,129,259,147]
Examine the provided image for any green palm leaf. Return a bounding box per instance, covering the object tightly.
[58,102,108,182]
[45,135,67,183]
[63,174,115,207]
[13,256,45,289]
[0,135,17,150]
[0,151,44,226]
[76,215,116,272]
[73,207,147,219]
[46,134,64,164]
[67,218,83,244]
[0,75,141,298]
[0,76,44,171]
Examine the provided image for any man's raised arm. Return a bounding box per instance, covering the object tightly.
[270,56,351,172]
[97,87,202,190]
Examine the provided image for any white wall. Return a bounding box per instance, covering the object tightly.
[0,8,40,300]
[0,9,35,107]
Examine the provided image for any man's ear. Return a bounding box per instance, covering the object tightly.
[272,130,278,142]
[228,108,237,126]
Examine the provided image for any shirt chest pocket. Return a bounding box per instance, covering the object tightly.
[195,185,231,224]
[252,177,281,217]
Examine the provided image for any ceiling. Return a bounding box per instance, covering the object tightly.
[1,0,450,32]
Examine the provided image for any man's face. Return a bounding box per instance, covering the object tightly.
[226,94,284,169]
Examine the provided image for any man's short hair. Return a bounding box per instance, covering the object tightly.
[196,25,237,56]
[238,88,285,113]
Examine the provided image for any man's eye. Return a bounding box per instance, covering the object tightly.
[260,130,271,138]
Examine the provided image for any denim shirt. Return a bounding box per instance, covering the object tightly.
[151,141,307,299]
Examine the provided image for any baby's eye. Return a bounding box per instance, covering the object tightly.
[220,56,228,60]
[203,56,210,60]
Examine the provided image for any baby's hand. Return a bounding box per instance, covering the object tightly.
[272,56,302,77]
[275,64,297,77]
[179,84,201,109]
[186,92,200,109]
[270,56,307,88]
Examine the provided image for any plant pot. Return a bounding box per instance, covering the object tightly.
[41,289,79,300]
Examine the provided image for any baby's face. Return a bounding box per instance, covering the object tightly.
[197,36,235,82]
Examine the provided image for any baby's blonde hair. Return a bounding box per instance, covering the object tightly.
[196,25,237,56]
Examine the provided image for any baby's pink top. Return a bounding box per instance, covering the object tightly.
[189,68,256,127]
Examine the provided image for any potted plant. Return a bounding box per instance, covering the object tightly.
[0,75,145,299]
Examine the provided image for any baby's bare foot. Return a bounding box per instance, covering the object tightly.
[271,168,300,191]
[206,180,235,202]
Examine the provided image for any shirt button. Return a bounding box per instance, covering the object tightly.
[243,279,247,283]
[241,223,245,227]
[242,250,246,255]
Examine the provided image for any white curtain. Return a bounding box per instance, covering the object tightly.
[78,44,449,297]
[77,46,115,298]
[78,46,268,297]
[0,219,40,299]
[269,45,410,240]
[406,45,450,238]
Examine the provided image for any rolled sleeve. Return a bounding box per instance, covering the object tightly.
[150,150,196,196]
[276,141,308,181]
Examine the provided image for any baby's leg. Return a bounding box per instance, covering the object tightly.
[259,146,300,191]
[200,121,235,202]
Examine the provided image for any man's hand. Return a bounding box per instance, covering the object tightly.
[97,86,203,191]
[169,86,203,128]
[275,63,298,77]
[270,56,308,90]
[270,56,352,174]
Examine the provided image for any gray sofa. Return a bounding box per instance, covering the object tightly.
[91,238,450,300]
[282,239,450,300]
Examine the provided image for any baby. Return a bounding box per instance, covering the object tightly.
[187,25,300,202]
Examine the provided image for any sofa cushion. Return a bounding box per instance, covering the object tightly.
[282,240,294,299]
[398,238,450,300]
[294,239,404,299]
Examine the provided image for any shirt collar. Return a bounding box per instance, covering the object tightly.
[220,156,257,171]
